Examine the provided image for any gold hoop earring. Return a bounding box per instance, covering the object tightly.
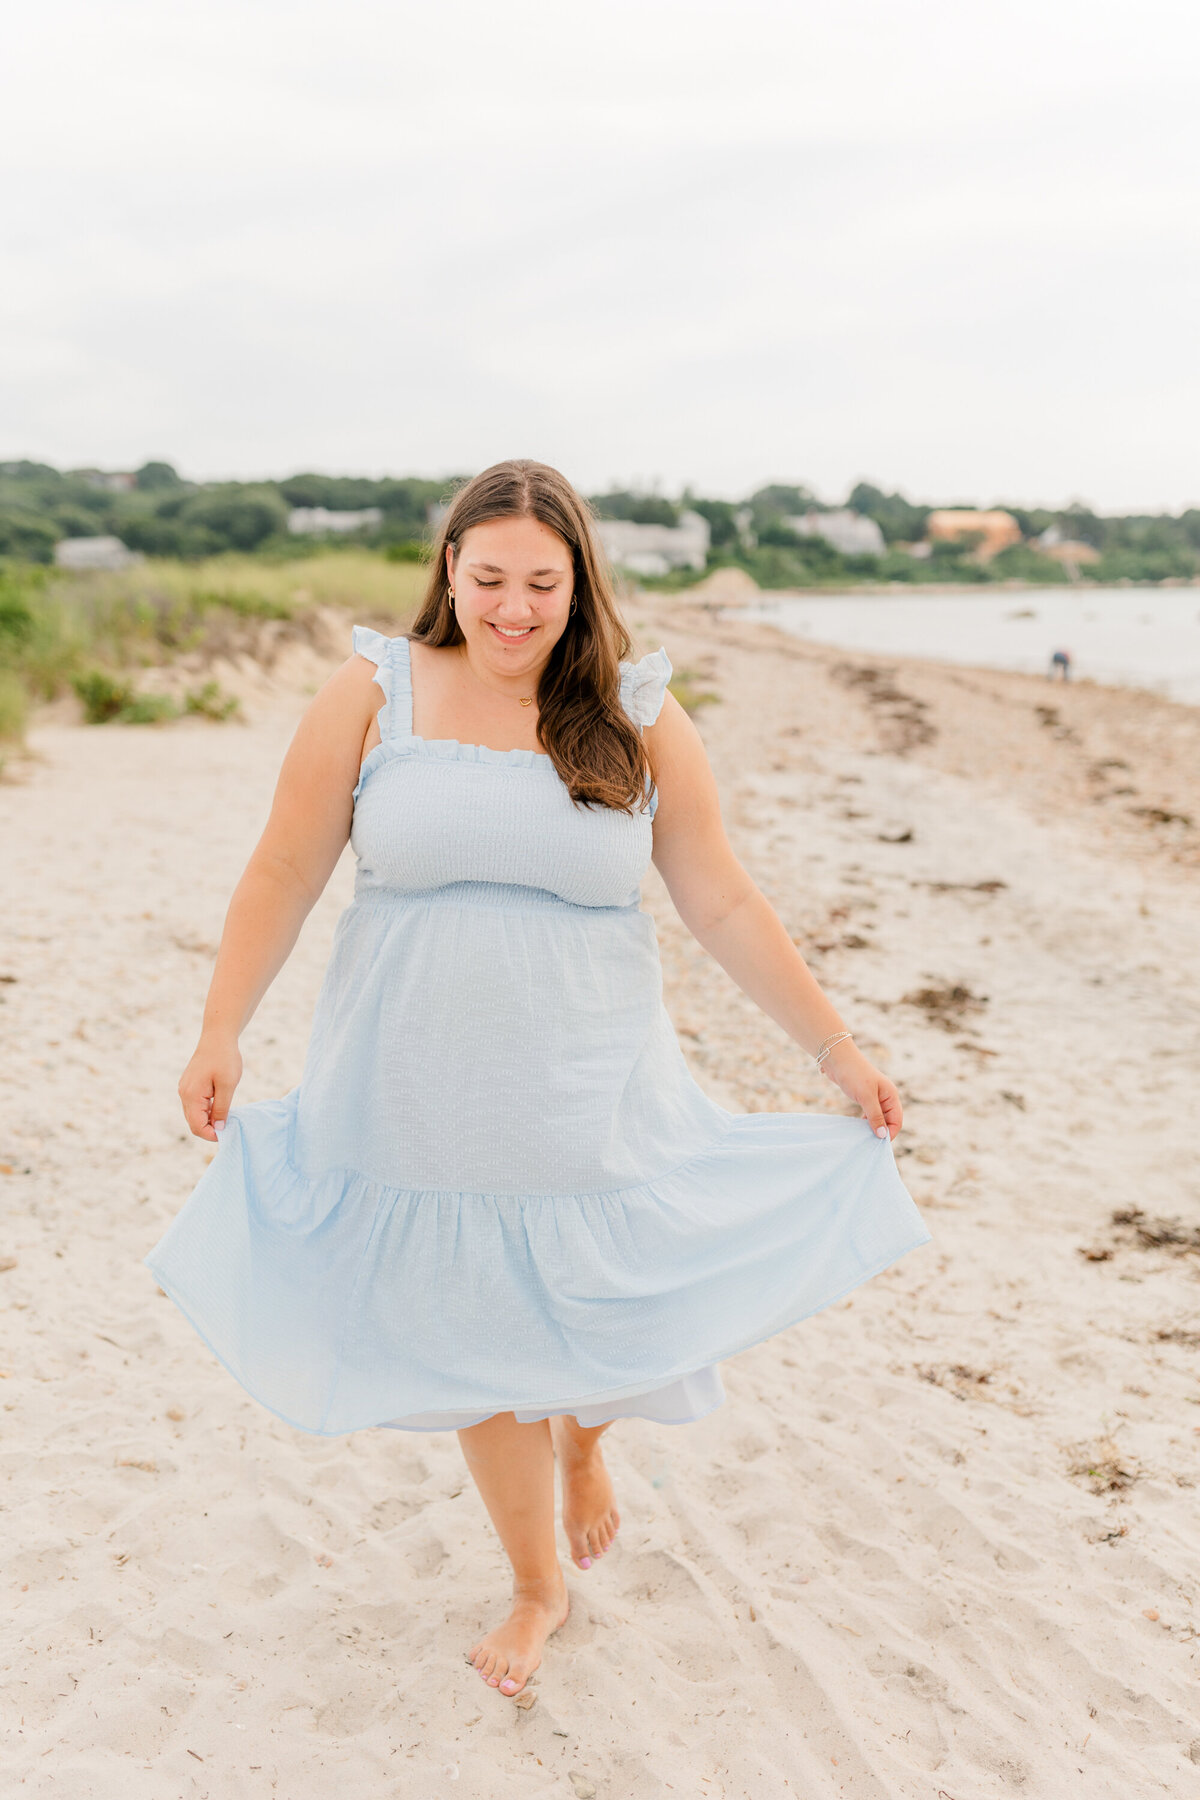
[448,589,455,609]
[569,596,577,614]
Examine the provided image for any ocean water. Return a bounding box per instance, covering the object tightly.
[726,587,1200,707]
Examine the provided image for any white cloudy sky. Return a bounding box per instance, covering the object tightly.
[3,0,1198,509]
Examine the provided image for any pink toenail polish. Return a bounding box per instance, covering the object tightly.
[501,1680,516,1691]
[580,1556,592,1567]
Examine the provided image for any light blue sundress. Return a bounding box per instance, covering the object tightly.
[143,627,930,1435]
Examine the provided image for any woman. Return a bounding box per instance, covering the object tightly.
[144,458,929,1701]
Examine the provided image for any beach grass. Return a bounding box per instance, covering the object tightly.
[0,551,429,743]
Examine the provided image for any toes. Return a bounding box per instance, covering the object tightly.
[565,1526,593,1569]
[499,1663,529,1696]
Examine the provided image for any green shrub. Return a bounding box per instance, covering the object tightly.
[116,691,179,724]
[72,669,178,724]
[0,584,36,644]
[187,587,292,620]
[0,668,28,740]
[989,544,1069,583]
[183,679,241,721]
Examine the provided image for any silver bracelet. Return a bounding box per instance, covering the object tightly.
[814,1030,854,1068]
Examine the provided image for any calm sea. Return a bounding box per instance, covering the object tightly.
[727,587,1200,707]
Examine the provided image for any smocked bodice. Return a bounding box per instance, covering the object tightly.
[348,628,672,910]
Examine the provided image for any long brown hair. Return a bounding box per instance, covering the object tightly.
[409,459,652,813]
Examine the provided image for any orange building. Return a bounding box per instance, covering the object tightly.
[926,509,1022,560]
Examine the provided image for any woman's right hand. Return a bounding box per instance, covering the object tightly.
[179,1033,244,1141]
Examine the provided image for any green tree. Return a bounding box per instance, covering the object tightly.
[588,490,680,527]
[688,498,740,550]
[179,487,289,551]
[135,461,184,491]
[0,510,60,562]
[846,483,930,545]
[747,484,820,523]
[988,544,1068,582]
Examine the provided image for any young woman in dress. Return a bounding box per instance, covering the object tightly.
[148,459,928,1702]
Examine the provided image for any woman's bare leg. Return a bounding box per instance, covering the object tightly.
[457,1412,570,1697]
[549,1414,621,1571]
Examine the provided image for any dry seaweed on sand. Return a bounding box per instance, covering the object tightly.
[898,981,989,1032]
[1111,1208,1200,1255]
[828,660,937,753]
[917,877,1008,893]
[1067,1438,1140,1495]
[1129,805,1193,828]
[916,1363,995,1400]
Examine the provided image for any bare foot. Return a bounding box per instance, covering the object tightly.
[551,1419,621,1570]
[465,1571,570,1697]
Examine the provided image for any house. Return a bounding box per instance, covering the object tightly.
[287,506,383,536]
[53,536,143,571]
[593,511,710,577]
[926,510,1022,560]
[788,509,885,556]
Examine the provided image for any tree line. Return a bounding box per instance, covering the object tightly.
[2,461,1198,586]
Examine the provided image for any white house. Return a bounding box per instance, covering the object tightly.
[54,536,143,571]
[287,507,383,536]
[788,510,885,556]
[594,511,710,577]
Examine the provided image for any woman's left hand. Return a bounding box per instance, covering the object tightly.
[820,1043,903,1141]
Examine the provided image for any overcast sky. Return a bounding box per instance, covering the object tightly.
[3,0,1198,511]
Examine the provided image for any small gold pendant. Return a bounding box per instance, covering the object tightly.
[518,696,533,706]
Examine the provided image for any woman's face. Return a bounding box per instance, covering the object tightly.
[447,515,575,674]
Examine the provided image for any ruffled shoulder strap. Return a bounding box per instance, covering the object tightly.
[351,625,413,739]
[618,645,673,729]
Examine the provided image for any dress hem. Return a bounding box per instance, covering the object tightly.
[143,1220,928,1439]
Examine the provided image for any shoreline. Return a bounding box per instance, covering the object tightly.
[694,583,1200,714]
[671,575,1200,597]
[644,590,1200,884]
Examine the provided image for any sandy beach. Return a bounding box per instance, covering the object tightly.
[3,592,1199,1796]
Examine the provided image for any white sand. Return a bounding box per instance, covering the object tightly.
[2,597,1198,1795]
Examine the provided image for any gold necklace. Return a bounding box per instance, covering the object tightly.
[460,644,534,706]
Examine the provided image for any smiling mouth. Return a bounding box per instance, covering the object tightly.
[487,621,536,640]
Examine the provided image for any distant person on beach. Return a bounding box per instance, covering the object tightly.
[146,458,928,1701]
[1050,648,1072,680]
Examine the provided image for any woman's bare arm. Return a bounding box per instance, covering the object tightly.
[647,692,902,1138]
[178,654,381,1140]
